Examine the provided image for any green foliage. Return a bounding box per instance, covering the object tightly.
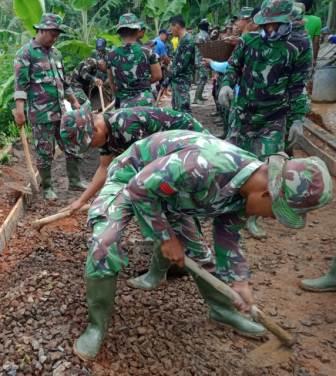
[144,0,187,33]
[13,0,45,35]
[72,0,98,11]
[0,152,11,164]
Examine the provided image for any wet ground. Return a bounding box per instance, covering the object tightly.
[0,86,336,375]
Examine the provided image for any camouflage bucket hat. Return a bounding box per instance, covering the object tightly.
[239,7,254,19]
[33,13,66,32]
[254,0,294,25]
[268,154,333,229]
[290,2,305,21]
[60,101,94,155]
[116,13,141,31]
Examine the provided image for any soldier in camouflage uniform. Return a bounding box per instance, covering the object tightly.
[72,131,332,360]
[107,13,162,108]
[193,19,210,104]
[219,0,310,238]
[162,15,196,113]
[13,13,86,200]
[60,105,208,213]
[70,57,106,104]
[286,2,313,154]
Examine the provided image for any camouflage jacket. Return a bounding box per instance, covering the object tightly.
[171,32,196,83]
[100,106,207,155]
[91,49,110,81]
[14,39,73,124]
[124,138,263,280]
[223,32,304,124]
[70,57,99,93]
[287,23,312,126]
[107,43,158,100]
[195,30,209,67]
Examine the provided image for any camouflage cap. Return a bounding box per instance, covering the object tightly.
[116,13,141,31]
[60,101,94,155]
[268,154,333,229]
[33,13,66,32]
[290,2,305,21]
[239,7,254,19]
[254,0,294,25]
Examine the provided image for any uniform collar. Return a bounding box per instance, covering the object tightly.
[31,38,55,51]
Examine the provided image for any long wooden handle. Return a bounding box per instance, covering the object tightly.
[32,203,90,230]
[184,256,296,347]
[155,88,164,106]
[20,127,39,193]
[250,306,296,347]
[103,99,115,113]
[98,86,105,112]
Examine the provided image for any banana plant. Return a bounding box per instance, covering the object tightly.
[144,0,187,34]
[13,0,45,35]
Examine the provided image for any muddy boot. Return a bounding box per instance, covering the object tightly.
[127,242,171,290]
[191,274,266,338]
[66,159,88,191]
[300,257,336,292]
[39,167,58,200]
[73,277,117,361]
[246,216,267,239]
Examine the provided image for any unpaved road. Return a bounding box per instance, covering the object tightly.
[0,89,335,375]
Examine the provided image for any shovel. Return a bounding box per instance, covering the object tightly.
[185,256,296,367]
[155,88,164,106]
[98,85,105,112]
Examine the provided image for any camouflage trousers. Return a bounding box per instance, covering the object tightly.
[226,108,286,158]
[86,182,212,279]
[171,80,192,113]
[86,181,249,282]
[32,121,73,170]
[119,90,155,109]
[194,66,208,99]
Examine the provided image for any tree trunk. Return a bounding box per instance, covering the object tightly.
[327,0,336,32]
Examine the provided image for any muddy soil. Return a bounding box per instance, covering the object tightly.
[0,86,336,375]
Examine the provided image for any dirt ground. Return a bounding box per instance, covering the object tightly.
[0,88,336,376]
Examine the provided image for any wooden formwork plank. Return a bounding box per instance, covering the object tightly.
[298,135,336,176]
[0,171,40,254]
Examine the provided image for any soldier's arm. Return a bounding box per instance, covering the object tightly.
[14,49,30,126]
[66,154,114,213]
[80,60,98,84]
[287,43,313,125]
[222,38,245,88]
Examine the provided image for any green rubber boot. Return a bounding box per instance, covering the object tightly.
[39,167,58,201]
[191,274,266,338]
[66,159,88,191]
[300,257,336,292]
[246,216,267,239]
[73,277,117,361]
[127,242,171,290]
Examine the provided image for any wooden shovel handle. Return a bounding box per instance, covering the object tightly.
[250,306,296,347]
[20,127,39,193]
[32,203,90,230]
[184,256,296,347]
[102,99,115,113]
[98,86,105,112]
[155,88,164,106]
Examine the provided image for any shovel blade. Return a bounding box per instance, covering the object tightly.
[245,337,293,369]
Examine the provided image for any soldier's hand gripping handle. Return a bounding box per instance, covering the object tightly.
[218,86,234,108]
[161,236,185,268]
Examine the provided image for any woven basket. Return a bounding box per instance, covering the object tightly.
[197,40,235,61]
